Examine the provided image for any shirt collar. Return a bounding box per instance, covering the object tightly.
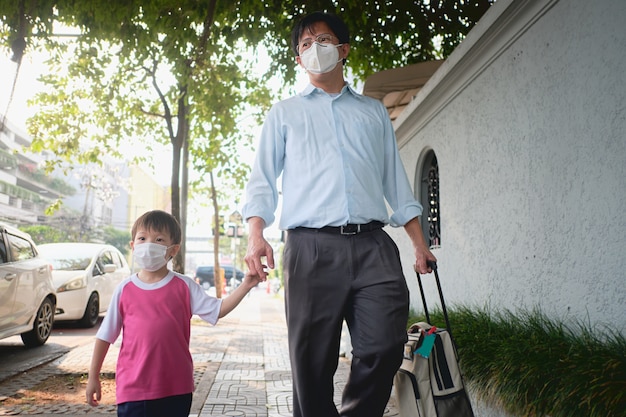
[300,82,359,98]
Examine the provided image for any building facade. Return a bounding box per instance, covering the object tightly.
[382,0,625,334]
[370,1,625,414]
[0,119,71,226]
[0,119,169,240]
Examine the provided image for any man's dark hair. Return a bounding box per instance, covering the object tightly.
[291,11,350,57]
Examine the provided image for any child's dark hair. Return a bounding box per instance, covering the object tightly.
[131,210,182,244]
[291,11,350,57]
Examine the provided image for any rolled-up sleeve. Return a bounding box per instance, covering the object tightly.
[380,103,423,227]
[242,105,284,228]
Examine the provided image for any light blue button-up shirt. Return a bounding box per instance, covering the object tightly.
[242,83,422,230]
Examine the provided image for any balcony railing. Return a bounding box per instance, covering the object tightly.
[0,180,48,204]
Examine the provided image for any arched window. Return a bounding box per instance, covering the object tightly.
[417,151,441,249]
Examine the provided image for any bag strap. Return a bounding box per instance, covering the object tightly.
[416,261,453,337]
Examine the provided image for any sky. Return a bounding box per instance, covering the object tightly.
[1,51,206,186]
[1,53,44,131]
[0,48,310,185]
[0,34,163,185]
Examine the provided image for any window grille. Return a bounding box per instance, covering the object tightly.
[420,152,441,249]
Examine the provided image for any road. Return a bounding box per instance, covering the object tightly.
[0,319,102,383]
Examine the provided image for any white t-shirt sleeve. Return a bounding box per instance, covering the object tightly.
[185,275,222,325]
[95,277,128,344]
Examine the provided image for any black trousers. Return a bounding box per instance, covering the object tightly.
[116,393,192,417]
[284,228,409,417]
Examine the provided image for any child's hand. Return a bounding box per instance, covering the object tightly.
[243,269,264,287]
[86,376,102,406]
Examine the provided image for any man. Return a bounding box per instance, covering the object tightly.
[242,11,436,417]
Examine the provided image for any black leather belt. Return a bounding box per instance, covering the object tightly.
[295,221,384,235]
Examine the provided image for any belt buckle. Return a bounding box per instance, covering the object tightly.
[340,224,360,235]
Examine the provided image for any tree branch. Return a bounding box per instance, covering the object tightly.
[147,59,175,141]
[193,0,217,67]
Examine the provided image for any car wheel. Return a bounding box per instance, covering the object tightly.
[79,293,100,328]
[21,298,55,348]
[202,281,211,291]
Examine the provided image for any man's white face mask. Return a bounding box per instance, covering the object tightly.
[300,42,343,74]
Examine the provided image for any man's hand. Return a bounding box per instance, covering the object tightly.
[404,217,437,274]
[244,217,274,281]
[414,246,437,274]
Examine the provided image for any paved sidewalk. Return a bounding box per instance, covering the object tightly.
[0,288,398,416]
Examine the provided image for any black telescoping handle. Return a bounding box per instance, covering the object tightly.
[416,261,453,336]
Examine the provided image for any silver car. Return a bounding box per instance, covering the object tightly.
[0,223,56,347]
[38,242,130,328]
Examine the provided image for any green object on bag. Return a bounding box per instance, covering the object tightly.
[415,333,436,358]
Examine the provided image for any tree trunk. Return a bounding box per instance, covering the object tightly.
[210,171,222,298]
[171,89,188,273]
[180,125,189,273]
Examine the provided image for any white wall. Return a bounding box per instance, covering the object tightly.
[388,0,626,332]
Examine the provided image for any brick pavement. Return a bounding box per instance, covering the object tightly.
[0,289,398,417]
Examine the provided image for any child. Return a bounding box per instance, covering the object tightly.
[86,210,262,417]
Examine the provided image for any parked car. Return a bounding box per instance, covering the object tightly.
[194,265,244,290]
[37,242,130,328]
[0,223,56,347]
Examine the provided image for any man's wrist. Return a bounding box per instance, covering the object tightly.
[247,216,266,236]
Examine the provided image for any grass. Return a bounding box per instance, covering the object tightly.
[407,306,626,417]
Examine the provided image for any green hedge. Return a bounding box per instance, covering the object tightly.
[407,307,626,417]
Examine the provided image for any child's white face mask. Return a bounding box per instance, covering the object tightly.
[300,42,342,74]
[133,242,171,271]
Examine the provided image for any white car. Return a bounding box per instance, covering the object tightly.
[0,223,56,347]
[38,242,130,327]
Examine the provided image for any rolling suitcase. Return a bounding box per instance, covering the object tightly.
[393,261,474,417]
